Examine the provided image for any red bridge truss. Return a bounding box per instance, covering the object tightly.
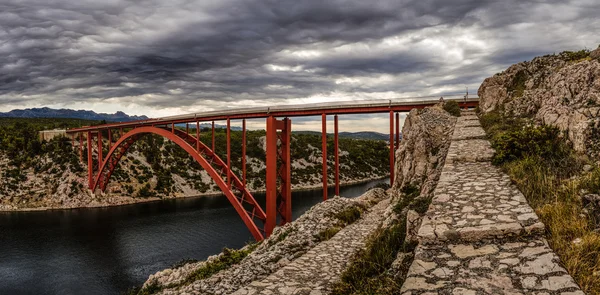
[67,98,478,240]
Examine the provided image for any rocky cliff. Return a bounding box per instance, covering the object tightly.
[478,46,600,157]
[393,104,456,198]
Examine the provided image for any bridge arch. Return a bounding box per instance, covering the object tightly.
[92,126,266,240]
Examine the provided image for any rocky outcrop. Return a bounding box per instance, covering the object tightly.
[141,188,388,294]
[478,47,600,157]
[393,104,456,197]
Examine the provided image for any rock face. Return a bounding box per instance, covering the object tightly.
[393,104,456,197]
[478,49,600,157]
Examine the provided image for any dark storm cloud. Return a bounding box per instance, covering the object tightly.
[0,0,599,115]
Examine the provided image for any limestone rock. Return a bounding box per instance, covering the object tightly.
[478,52,600,157]
[393,105,456,197]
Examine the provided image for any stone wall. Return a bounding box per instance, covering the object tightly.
[38,129,67,141]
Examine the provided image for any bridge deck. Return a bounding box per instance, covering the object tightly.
[66,97,478,133]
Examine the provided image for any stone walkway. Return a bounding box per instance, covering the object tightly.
[401,111,584,295]
[232,197,391,295]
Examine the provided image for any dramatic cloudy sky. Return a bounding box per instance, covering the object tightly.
[1,0,599,131]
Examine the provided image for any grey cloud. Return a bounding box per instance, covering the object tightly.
[0,0,599,113]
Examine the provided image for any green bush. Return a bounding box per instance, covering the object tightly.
[334,206,362,225]
[316,226,342,241]
[491,125,575,170]
[560,50,590,62]
[443,101,461,117]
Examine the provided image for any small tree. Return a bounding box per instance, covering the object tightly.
[443,101,461,117]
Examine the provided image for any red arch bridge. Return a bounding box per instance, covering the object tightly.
[66,98,478,241]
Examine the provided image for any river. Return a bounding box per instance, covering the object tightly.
[0,178,388,295]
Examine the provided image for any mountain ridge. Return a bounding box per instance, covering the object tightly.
[0,107,148,122]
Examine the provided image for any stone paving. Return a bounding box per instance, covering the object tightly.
[401,111,584,294]
[232,197,392,295]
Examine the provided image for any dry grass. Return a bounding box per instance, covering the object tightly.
[483,109,600,294]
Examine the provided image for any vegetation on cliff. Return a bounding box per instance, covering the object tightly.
[480,110,600,293]
[0,117,389,210]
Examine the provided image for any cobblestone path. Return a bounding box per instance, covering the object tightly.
[401,111,584,295]
[232,197,391,295]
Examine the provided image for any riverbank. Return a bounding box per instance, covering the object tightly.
[0,178,388,295]
[0,175,389,212]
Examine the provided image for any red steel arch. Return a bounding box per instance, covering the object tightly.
[91,126,267,240]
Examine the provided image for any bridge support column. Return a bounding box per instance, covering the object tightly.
[79,133,83,162]
[227,118,231,188]
[97,130,103,174]
[334,115,339,196]
[242,119,247,187]
[196,120,200,152]
[211,121,215,152]
[395,112,400,149]
[87,131,93,189]
[389,110,394,186]
[108,129,112,151]
[321,114,327,201]
[265,116,292,237]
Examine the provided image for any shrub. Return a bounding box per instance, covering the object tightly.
[560,50,590,62]
[393,184,420,215]
[334,206,362,225]
[490,125,580,176]
[508,70,528,97]
[443,101,461,117]
[316,226,342,241]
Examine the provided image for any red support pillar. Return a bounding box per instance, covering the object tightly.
[265,116,278,236]
[242,119,247,187]
[211,121,215,152]
[196,120,200,152]
[186,123,189,135]
[321,114,328,201]
[280,118,292,224]
[334,115,339,196]
[97,130,103,173]
[389,110,395,186]
[227,118,231,189]
[87,132,93,189]
[265,116,292,235]
[79,133,83,162]
[171,123,174,133]
[108,129,112,151]
[395,112,400,149]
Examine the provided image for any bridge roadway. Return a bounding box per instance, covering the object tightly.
[65,97,478,241]
[66,97,478,133]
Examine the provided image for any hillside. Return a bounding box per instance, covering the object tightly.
[294,130,392,141]
[0,118,389,210]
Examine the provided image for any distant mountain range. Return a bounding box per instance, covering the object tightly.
[0,107,397,140]
[0,107,148,122]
